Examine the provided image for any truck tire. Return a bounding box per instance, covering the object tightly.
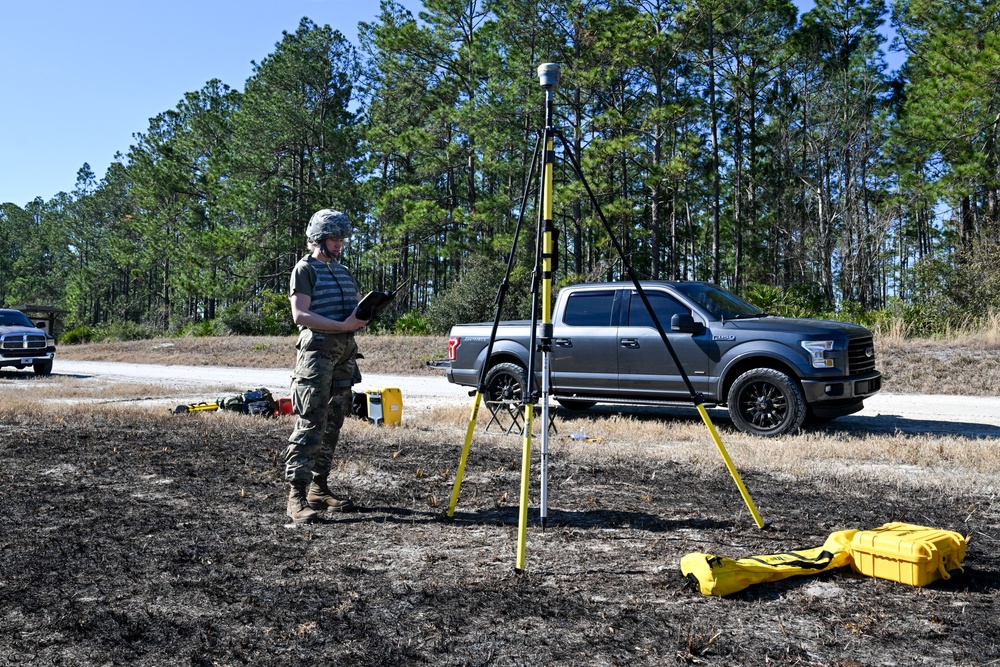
[727,368,806,437]
[33,360,53,376]
[484,362,529,404]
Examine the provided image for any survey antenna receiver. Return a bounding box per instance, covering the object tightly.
[537,62,560,90]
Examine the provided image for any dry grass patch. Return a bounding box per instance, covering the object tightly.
[9,355,1000,502]
[57,334,449,375]
[0,374,234,416]
[875,331,1000,395]
[397,403,1000,499]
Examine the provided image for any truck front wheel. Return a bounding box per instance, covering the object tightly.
[727,368,806,437]
[484,362,529,404]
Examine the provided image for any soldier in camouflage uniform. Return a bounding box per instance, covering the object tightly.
[283,209,370,524]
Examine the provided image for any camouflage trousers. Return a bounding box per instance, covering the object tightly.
[283,329,360,482]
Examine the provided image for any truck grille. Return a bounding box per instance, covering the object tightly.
[0,333,47,351]
[847,336,877,375]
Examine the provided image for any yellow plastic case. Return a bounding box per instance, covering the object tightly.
[366,387,403,426]
[850,522,967,587]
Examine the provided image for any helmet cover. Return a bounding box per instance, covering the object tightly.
[306,209,352,242]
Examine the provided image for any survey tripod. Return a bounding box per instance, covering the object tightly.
[447,63,768,573]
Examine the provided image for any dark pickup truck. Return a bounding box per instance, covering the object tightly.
[0,308,55,375]
[445,282,881,436]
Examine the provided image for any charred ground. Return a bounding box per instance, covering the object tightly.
[1,406,997,666]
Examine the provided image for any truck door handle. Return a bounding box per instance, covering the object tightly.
[620,338,639,349]
[554,338,573,347]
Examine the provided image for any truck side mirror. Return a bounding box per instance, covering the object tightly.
[671,313,702,335]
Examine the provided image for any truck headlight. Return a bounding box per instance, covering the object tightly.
[801,340,835,368]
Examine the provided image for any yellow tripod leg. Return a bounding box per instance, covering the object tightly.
[447,391,483,518]
[515,403,535,572]
[695,404,767,529]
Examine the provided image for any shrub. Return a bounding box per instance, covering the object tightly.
[216,292,297,336]
[393,311,430,335]
[742,282,826,318]
[175,319,222,337]
[425,257,533,334]
[61,326,95,345]
[94,321,161,342]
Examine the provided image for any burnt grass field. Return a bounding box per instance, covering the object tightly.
[1,407,998,666]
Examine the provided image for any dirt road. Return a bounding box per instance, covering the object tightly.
[54,359,1000,436]
[54,359,470,409]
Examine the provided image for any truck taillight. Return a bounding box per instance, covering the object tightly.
[448,337,460,361]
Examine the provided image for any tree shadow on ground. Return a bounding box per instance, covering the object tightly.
[315,504,732,534]
[818,414,1000,438]
[554,403,1000,439]
[733,565,1000,602]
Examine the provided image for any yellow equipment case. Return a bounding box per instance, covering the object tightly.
[366,387,403,426]
[850,522,967,587]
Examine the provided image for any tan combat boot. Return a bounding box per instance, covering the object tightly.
[307,477,354,512]
[287,480,319,523]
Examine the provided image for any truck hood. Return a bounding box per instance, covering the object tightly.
[724,316,871,337]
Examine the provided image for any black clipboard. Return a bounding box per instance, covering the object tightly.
[355,281,408,320]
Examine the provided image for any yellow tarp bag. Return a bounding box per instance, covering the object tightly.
[680,529,858,597]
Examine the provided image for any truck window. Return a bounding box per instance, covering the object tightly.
[627,292,688,328]
[0,311,34,327]
[673,282,763,319]
[563,291,616,327]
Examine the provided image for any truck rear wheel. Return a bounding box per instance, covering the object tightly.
[727,368,806,437]
[484,362,528,404]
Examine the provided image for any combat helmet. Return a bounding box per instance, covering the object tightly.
[306,209,352,242]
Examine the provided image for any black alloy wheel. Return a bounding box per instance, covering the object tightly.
[727,368,806,437]
[484,362,529,404]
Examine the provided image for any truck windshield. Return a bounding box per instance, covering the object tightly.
[0,311,34,327]
[673,283,766,320]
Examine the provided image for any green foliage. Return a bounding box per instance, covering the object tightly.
[393,311,430,335]
[92,321,162,342]
[258,289,297,336]
[741,282,827,318]
[216,300,297,337]
[424,257,533,334]
[7,0,1000,340]
[174,319,224,338]
[61,326,95,345]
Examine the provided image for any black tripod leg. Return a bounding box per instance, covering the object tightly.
[447,133,544,519]
[552,129,768,530]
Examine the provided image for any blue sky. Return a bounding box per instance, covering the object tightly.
[1,0,898,209]
[1,0,398,208]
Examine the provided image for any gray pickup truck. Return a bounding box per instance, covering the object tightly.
[445,281,881,436]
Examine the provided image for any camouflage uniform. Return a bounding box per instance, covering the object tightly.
[283,253,361,483]
[284,328,360,481]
